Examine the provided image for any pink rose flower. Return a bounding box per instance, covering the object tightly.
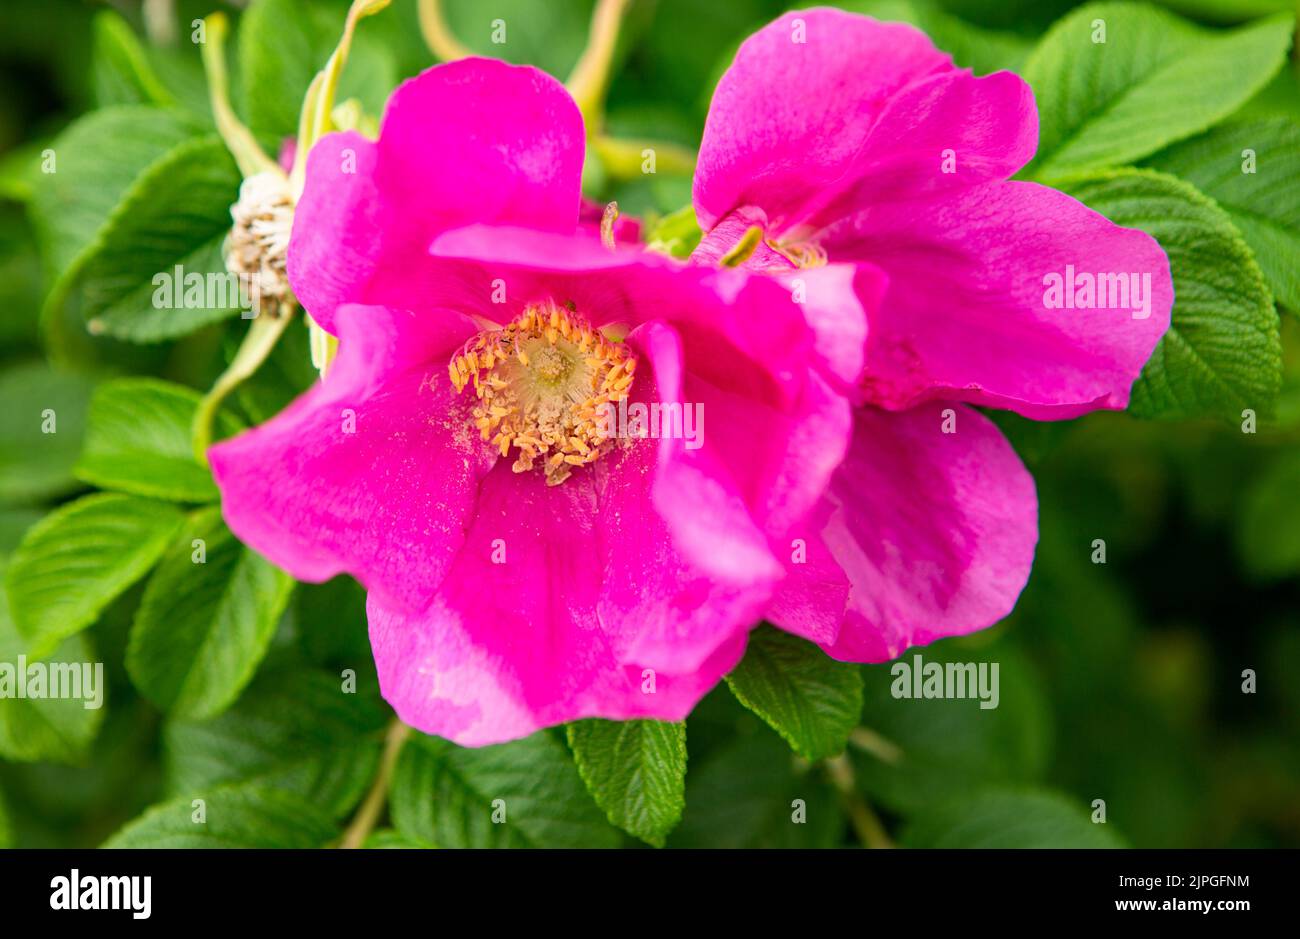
[691,9,1174,660]
[209,59,867,745]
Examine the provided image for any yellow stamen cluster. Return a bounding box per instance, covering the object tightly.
[449,300,637,486]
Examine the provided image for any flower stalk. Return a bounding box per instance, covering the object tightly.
[338,719,412,849]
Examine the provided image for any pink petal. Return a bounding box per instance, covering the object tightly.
[368,450,756,746]
[695,9,1035,234]
[828,181,1173,417]
[772,402,1038,661]
[287,59,584,333]
[209,304,496,611]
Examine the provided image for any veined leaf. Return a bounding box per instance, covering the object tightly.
[126,508,294,720]
[1058,168,1280,420]
[725,625,863,761]
[390,731,622,848]
[1024,4,1294,179]
[5,493,184,656]
[566,719,686,847]
[75,378,238,502]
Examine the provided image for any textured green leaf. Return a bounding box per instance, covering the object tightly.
[103,785,338,848]
[901,787,1125,848]
[390,731,622,848]
[364,829,434,848]
[566,719,686,847]
[1146,119,1300,312]
[239,0,398,139]
[0,561,107,764]
[1058,168,1280,420]
[126,508,294,720]
[725,625,863,760]
[163,667,386,819]
[29,106,198,284]
[1024,4,1294,179]
[0,361,93,505]
[90,10,178,109]
[75,378,236,502]
[5,493,184,656]
[77,136,244,342]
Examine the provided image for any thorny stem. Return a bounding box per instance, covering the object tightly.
[201,14,281,179]
[825,754,894,849]
[417,0,474,61]
[566,0,632,133]
[339,719,412,849]
[192,310,294,465]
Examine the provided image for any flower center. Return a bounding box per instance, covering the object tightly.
[449,300,637,486]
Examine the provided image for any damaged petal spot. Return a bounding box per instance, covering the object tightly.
[449,299,637,486]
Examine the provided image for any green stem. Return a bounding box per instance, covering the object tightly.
[192,311,294,465]
[201,13,281,179]
[566,0,632,133]
[591,134,696,181]
[417,0,474,61]
[339,719,412,849]
[825,754,894,849]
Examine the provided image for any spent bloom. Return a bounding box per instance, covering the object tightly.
[691,8,1174,660]
[209,59,866,745]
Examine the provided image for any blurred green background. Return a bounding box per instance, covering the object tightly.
[0,0,1297,848]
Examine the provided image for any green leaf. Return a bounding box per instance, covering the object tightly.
[0,565,107,764]
[724,625,863,760]
[163,666,387,819]
[78,136,245,343]
[239,0,397,140]
[0,786,11,847]
[644,204,703,258]
[90,10,178,109]
[566,719,686,847]
[1146,119,1300,313]
[1023,4,1294,179]
[74,378,236,502]
[670,725,843,848]
[103,785,339,848]
[838,0,1032,74]
[900,787,1125,847]
[364,829,434,848]
[5,493,184,656]
[28,106,204,357]
[1056,168,1280,420]
[852,642,1051,816]
[390,731,622,848]
[0,361,93,505]
[1237,452,1300,580]
[29,106,198,284]
[126,508,294,720]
